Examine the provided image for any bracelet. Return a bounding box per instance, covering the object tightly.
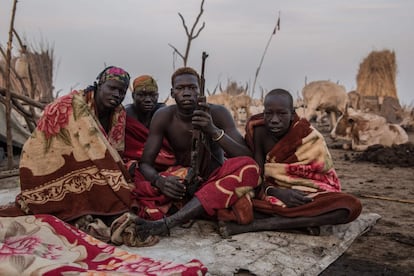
[264,186,273,196]
[212,129,225,142]
[127,161,138,176]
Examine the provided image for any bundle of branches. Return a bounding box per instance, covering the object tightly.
[26,45,54,103]
[0,43,54,104]
[0,41,53,131]
[356,49,397,98]
[0,87,45,132]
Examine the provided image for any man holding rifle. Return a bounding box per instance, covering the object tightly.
[134,64,260,241]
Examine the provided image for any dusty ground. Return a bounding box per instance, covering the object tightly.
[320,130,414,275]
[1,130,413,275]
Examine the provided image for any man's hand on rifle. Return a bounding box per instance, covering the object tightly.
[192,102,217,135]
[153,175,187,200]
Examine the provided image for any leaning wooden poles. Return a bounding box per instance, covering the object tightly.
[251,11,280,98]
[4,0,19,169]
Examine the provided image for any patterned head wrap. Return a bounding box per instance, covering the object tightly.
[132,75,158,94]
[96,66,131,87]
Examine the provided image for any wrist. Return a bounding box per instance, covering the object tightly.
[151,174,161,188]
[212,128,225,142]
[126,160,138,177]
[264,186,273,196]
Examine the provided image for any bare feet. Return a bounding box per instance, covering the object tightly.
[218,221,240,238]
[218,220,321,238]
[134,217,169,241]
[110,213,159,247]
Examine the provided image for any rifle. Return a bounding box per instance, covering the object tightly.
[185,51,209,197]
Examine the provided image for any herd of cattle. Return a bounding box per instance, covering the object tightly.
[297,80,410,151]
[165,80,412,151]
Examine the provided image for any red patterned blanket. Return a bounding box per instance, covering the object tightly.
[0,214,207,275]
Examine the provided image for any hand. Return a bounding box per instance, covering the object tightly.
[154,175,186,200]
[267,187,313,208]
[192,102,216,134]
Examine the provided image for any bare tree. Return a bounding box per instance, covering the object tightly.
[168,0,206,67]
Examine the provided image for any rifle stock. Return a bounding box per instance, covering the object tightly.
[185,51,209,198]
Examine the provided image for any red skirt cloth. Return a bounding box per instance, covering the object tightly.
[132,156,260,220]
[252,192,362,223]
[124,116,176,171]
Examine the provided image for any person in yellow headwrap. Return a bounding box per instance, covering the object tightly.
[124,75,175,176]
[126,75,163,129]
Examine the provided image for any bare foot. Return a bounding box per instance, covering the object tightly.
[218,221,239,238]
[134,217,169,241]
[305,226,321,236]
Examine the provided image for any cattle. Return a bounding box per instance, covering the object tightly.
[302,80,347,130]
[249,98,264,116]
[347,90,361,110]
[330,108,409,151]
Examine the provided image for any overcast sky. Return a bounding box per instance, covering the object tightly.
[1,0,413,105]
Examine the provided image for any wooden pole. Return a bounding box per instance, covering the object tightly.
[12,29,38,122]
[251,11,280,98]
[0,168,19,179]
[359,194,414,204]
[5,0,19,169]
[0,88,45,109]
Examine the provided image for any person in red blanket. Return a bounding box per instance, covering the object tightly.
[219,89,362,237]
[133,67,260,241]
[123,75,175,176]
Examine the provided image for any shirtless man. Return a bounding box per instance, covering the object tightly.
[220,89,362,236]
[135,67,260,239]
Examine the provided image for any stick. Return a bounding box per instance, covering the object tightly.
[0,88,46,109]
[359,194,414,204]
[251,11,280,98]
[5,0,19,170]
[0,169,19,179]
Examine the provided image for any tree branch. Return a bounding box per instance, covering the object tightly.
[167,43,185,60]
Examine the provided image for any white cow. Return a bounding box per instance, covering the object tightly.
[302,80,347,130]
[330,108,409,151]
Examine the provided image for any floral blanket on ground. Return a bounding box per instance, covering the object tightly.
[0,214,207,275]
[16,90,133,222]
[245,113,341,207]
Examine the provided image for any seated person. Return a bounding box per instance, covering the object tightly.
[123,75,175,175]
[1,66,133,224]
[133,67,261,240]
[219,88,362,237]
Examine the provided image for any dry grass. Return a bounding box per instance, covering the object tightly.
[356,49,397,98]
[0,42,55,103]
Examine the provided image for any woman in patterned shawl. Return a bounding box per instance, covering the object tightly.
[4,66,133,224]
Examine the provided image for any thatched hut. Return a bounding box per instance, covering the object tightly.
[356,49,401,123]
